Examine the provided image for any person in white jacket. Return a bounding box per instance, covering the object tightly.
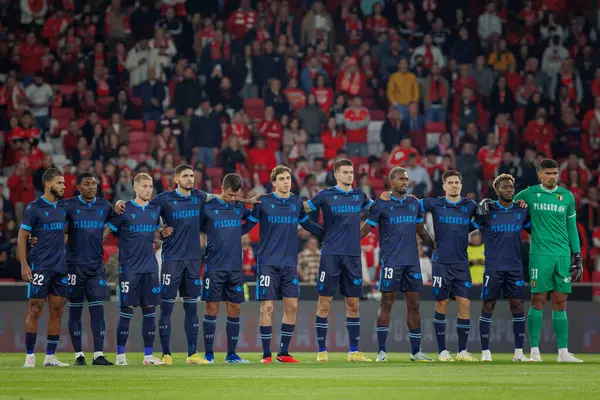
[477,2,502,48]
[148,27,177,81]
[410,34,445,69]
[125,39,151,88]
[20,0,47,26]
[541,36,569,79]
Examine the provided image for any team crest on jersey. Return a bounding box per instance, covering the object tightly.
[271,204,275,209]
[151,212,157,219]
[173,200,178,205]
[389,206,394,210]
[214,210,219,214]
[235,208,240,215]
[333,195,338,200]
[192,197,199,205]
[492,214,496,219]
[353,195,359,201]
[461,206,468,213]
[131,214,136,219]
[515,213,521,221]
[409,204,415,211]
[557,194,563,201]
[76,209,81,214]
[290,204,296,211]
[44,211,49,217]
[97,209,104,216]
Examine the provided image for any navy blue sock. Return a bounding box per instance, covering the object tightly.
[479,313,492,351]
[88,301,106,353]
[408,328,422,355]
[46,335,59,356]
[116,307,133,355]
[183,299,199,356]
[25,332,37,355]
[456,318,470,353]
[68,301,84,353]
[433,311,447,352]
[279,323,295,355]
[346,317,360,352]
[142,307,156,356]
[226,317,240,356]
[512,312,526,350]
[376,325,389,352]
[260,325,272,357]
[158,299,174,355]
[203,315,217,355]
[315,316,328,352]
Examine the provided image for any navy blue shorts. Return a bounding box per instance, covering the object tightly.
[118,271,160,307]
[67,265,107,302]
[317,255,363,298]
[27,267,68,299]
[201,269,245,304]
[481,269,525,300]
[378,265,423,293]
[431,263,472,300]
[256,266,300,300]
[161,260,202,299]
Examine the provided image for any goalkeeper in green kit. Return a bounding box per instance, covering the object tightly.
[479,159,583,363]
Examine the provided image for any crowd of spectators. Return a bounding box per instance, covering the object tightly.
[0,0,600,289]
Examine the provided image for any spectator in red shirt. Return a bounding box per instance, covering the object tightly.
[17,32,46,77]
[227,0,258,51]
[336,57,365,97]
[343,95,370,157]
[256,106,283,154]
[477,132,504,195]
[247,136,277,186]
[19,112,41,146]
[365,2,388,38]
[283,77,307,111]
[525,108,554,156]
[388,137,420,168]
[7,159,35,224]
[321,117,346,161]
[225,111,251,149]
[311,74,333,115]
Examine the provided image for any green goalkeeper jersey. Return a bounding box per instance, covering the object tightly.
[514,184,580,257]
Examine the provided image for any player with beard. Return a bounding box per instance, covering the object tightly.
[19,168,70,367]
[360,167,436,362]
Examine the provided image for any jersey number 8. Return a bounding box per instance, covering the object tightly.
[319,271,326,282]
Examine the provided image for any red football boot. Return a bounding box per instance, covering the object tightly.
[260,356,272,364]
[276,353,300,363]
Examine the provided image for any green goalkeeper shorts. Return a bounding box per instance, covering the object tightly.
[528,255,572,294]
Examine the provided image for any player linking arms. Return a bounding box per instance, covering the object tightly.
[475,174,530,362]
[20,169,69,367]
[420,171,478,362]
[200,174,253,364]
[360,167,436,362]
[481,159,583,362]
[242,166,323,364]
[304,158,374,362]
[107,173,168,365]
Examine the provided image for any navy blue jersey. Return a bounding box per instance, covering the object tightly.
[107,200,161,274]
[247,193,320,268]
[474,201,530,271]
[64,196,112,269]
[151,188,207,261]
[307,186,373,256]
[201,198,251,272]
[366,196,423,267]
[420,197,477,265]
[20,197,67,272]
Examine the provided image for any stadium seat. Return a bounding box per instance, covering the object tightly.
[125,119,144,131]
[96,96,114,116]
[131,97,142,109]
[370,110,386,121]
[244,98,264,120]
[129,130,148,143]
[52,108,75,120]
[58,85,76,96]
[349,156,368,167]
[145,119,157,133]
[129,141,150,154]
[369,178,386,191]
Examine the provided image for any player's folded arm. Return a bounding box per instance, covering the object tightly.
[300,216,324,239]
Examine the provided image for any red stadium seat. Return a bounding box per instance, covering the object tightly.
[369,178,386,190]
[145,119,157,133]
[129,141,149,154]
[97,96,114,116]
[58,85,76,96]
[129,130,148,143]
[244,98,265,120]
[349,156,368,167]
[370,110,386,121]
[125,119,144,131]
[131,97,142,109]
[52,108,75,120]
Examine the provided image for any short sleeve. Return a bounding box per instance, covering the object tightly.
[248,203,260,223]
[514,189,528,204]
[365,200,381,227]
[20,203,36,231]
[242,205,252,221]
[196,191,208,203]
[415,200,424,223]
[107,210,124,232]
[307,190,325,211]
[361,192,374,210]
[420,198,434,213]
[298,203,309,224]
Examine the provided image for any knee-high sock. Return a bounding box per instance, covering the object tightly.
[203,315,217,355]
[552,310,569,349]
[479,313,492,351]
[512,312,526,350]
[527,307,543,348]
[88,300,106,353]
[433,311,446,353]
[183,299,199,356]
[117,307,133,355]
[68,301,84,354]
[158,299,175,355]
[315,316,328,352]
[226,317,240,356]
[142,307,157,356]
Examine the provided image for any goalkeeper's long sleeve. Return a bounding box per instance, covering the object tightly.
[567,214,581,254]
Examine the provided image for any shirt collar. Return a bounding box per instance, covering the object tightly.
[443,197,462,206]
[273,192,291,201]
[78,195,97,205]
[494,200,514,210]
[130,199,147,210]
[390,195,407,203]
[175,188,190,198]
[334,185,353,194]
[539,184,558,193]
[41,195,57,208]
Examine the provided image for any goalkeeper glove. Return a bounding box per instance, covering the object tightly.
[570,253,583,282]
[477,198,495,216]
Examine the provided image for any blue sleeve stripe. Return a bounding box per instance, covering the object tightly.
[306,200,317,211]
[155,224,161,230]
[299,215,308,223]
[365,219,377,227]
[107,222,118,232]
[524,222,531,228]
[248,215,259,223]
[419,199,425,213]
[416,218,424,223]
[471,220,480,229]
[20,224,32,231]
[363,199,374,209]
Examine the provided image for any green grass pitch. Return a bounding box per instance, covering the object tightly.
[2,352,600,399]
